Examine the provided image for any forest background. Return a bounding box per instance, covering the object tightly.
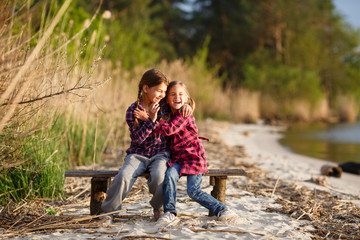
[1,0,359,204]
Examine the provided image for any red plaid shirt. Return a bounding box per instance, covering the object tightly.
[125,101,169,158]
[156,112,208,175]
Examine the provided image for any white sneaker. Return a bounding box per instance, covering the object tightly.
[158,211,176,224]
[217,208,238,221]
[97,214,113,224]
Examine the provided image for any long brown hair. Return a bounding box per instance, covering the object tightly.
[166,81,196,111]
[134,69,169,128]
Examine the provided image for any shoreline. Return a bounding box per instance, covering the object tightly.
[278,120,360,165]
[219,122,360,201]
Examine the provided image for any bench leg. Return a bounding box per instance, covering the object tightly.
[90,177,110,215]
[209,176,227,216]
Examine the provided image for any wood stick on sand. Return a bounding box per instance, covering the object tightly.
[271,176,280,198]
[190,228,265,236]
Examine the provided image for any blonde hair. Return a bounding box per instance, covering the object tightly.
[166,81,196,111]
[134,69,169,128]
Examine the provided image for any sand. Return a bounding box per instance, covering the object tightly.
[6,121,360,239]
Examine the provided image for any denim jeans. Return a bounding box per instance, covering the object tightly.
[101,152,169,213]
[163,163,227,216]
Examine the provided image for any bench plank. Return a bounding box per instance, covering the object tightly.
[65,169,246,178]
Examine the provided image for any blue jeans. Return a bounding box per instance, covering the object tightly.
[163,163,227,216]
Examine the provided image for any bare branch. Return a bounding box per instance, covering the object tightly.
[2,86,89,106]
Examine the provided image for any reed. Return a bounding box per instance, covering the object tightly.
[258,95,334,123]
[0,117,65,205]
[259,95,280,122]
[337,95,359,123]
[0,0,109,204]
[311,98,330,122]
[230,88,260,123]
[288,100,312,122]
[153,58,260,123]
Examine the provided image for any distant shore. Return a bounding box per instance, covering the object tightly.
[219,121,360,199]
[278,120,360,164]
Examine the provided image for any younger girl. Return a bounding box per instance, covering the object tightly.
[101,69,191,221]
[156,81,238,223]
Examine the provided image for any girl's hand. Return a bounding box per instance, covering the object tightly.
[180,104,193,117]
[134,108,149,122]
[149,101,160,122]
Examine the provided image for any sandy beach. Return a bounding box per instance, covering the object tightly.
[3,120,360,239]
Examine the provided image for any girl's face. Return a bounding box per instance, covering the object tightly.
[143,82,167,104]
[167,84,188,112]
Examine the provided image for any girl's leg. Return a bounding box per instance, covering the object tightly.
[163,163,182,215]
[187,174,227,216]
[101,154,148,213]
[147,152,170,211]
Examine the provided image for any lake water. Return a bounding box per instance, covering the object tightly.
[279,121,360,164]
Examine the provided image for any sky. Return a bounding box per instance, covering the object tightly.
[333,0,360,29]
[178,1,360,29]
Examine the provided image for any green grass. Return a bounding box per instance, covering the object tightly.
[0,125,64,204]
[0,112,108,205]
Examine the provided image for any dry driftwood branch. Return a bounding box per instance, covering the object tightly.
[3,209,125,237]
[190,228,265,236]
[271,176,280,198]
[121,236,170,240]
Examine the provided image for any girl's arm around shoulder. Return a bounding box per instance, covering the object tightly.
[157,111,190,136]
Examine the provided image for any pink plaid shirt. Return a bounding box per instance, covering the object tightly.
[156,111,208,175]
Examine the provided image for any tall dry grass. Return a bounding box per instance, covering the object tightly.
[258,95,333,123]
[153,59,261,123]
[229,88,260,123]
[259,94,281,121]
[311,98,330,121]
[0,0,74,132]
[337,95,359,123]
[0,0,110,203]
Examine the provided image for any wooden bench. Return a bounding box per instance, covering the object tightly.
[65,169,246,216]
